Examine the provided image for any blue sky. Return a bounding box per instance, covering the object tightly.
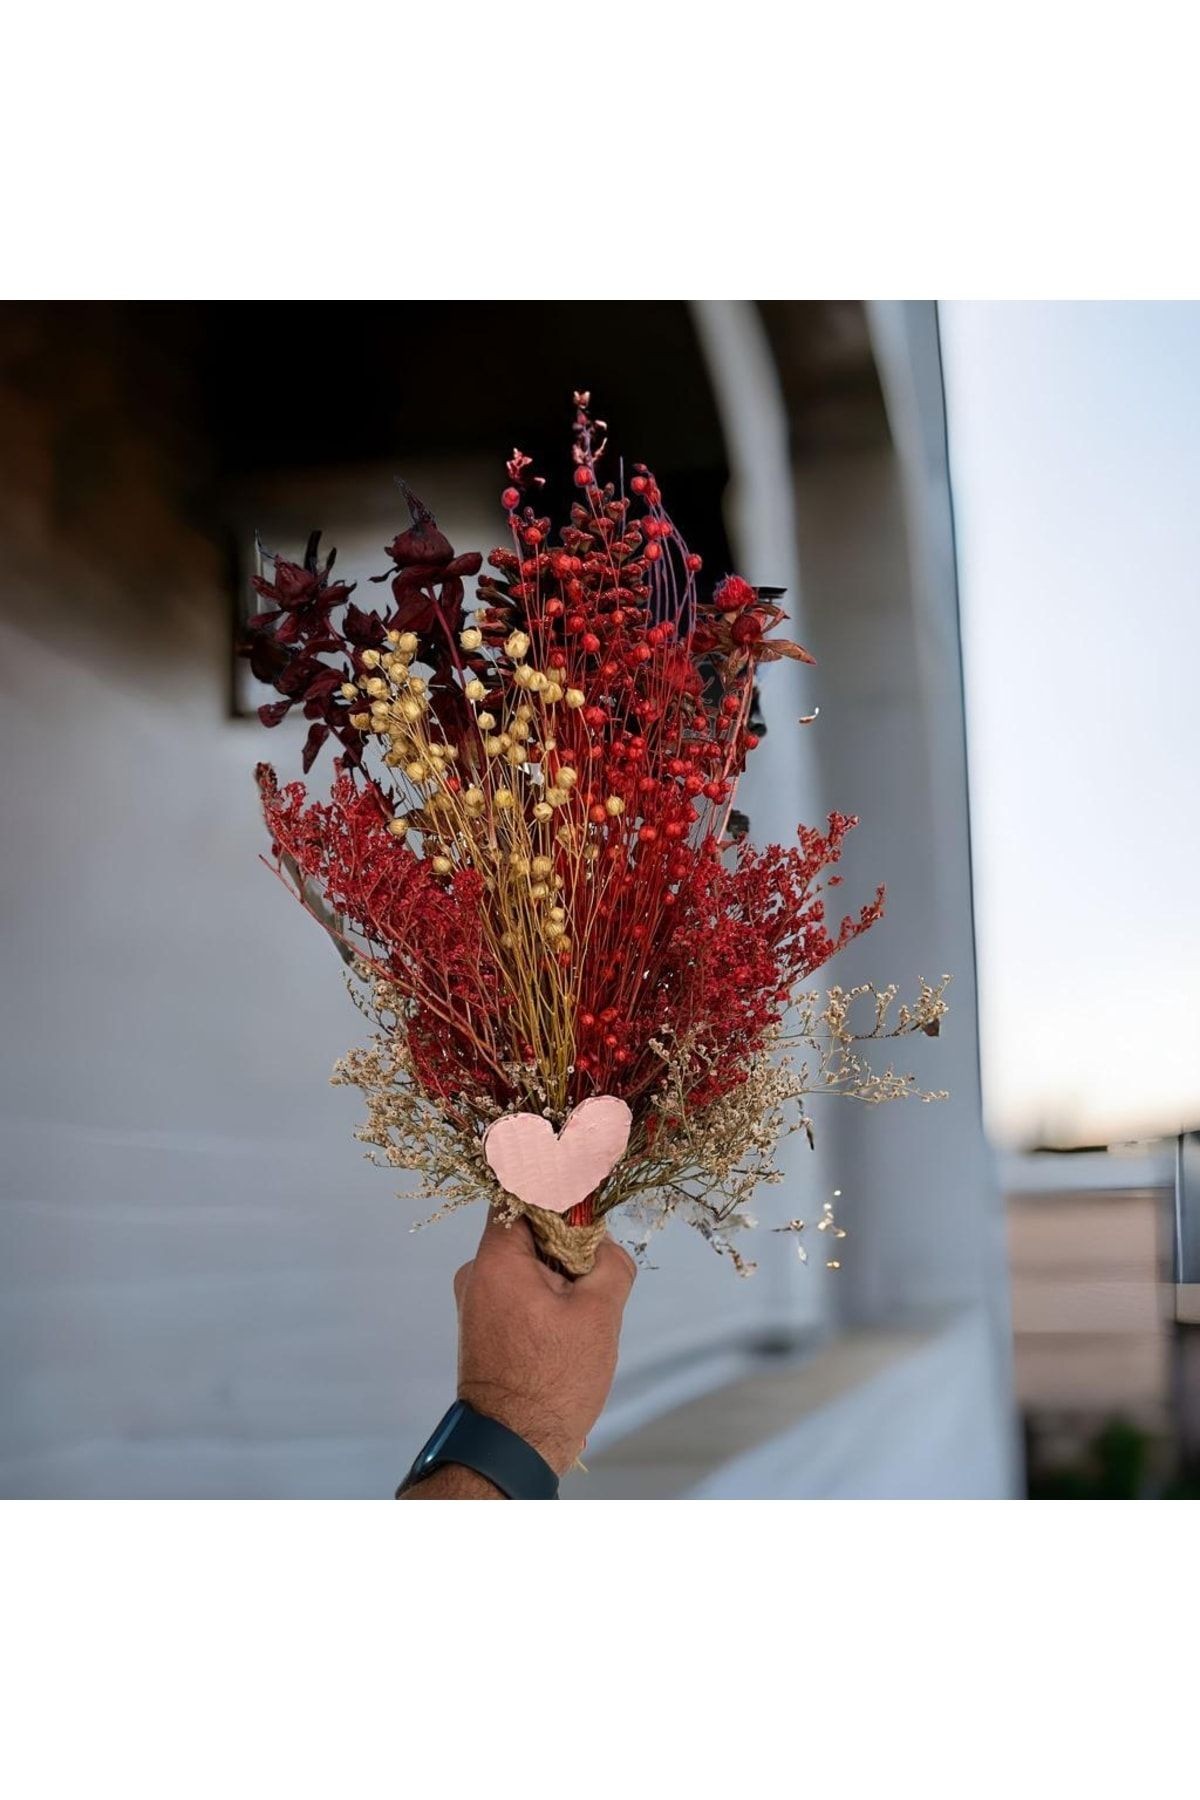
[940,302,1200,1146]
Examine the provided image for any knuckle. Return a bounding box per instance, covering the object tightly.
[607,1240,637,1285]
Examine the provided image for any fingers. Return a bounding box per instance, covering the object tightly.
[468,1210,636,1304]
[472,1211,564,1290]
[474,1216,536,1260]
[576,1233,637,1304]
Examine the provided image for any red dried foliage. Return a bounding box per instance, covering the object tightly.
[257,766,512,1107]
[585,816,884,1111]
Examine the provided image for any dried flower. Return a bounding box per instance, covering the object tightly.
[248,396,946,1271]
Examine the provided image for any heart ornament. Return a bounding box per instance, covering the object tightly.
[483,1096,633,1216]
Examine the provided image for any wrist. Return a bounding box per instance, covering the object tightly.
[396,1399,561,1499]
[400,1464,504,1500]
[457,1382,577,1478]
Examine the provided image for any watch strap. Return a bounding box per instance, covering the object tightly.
[396,1399,560,1500]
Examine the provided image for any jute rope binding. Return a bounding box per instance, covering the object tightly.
[524,1209,608,1278]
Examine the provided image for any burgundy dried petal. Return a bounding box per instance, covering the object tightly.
[386,522,454,569]
[388,589,439,634]
[276,656,321,698]
[248,637,290,684]
[438,575,465,637]
[427,679,471,744]
[271,561,320,606]
[301,722,330,772]
[342,603,387,647]
[302,668,347,702]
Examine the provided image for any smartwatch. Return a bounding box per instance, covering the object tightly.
[395,1399,560,1499]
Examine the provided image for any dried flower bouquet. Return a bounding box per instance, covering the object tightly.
[243,395,946,1275]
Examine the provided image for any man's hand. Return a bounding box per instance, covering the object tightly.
[402,1213,637,1497]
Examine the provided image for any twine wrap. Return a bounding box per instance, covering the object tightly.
[523,1208,608,1277]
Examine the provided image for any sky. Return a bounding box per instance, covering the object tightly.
[940,302,1200,1148]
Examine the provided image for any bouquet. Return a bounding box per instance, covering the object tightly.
[243,394,946,1276]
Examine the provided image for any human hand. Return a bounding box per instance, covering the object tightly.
[406,1212,636,1495]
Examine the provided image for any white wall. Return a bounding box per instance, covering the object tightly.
[0,447,810,1499]
[0,303,1018,1498]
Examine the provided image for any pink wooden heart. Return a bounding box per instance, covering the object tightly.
[483,1096,633,1216]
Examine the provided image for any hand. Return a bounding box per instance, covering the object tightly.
[407,1212,637,1495]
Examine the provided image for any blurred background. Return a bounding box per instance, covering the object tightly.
[1,299,1196,1499]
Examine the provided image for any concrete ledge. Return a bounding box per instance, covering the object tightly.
[563,1323,939,1500]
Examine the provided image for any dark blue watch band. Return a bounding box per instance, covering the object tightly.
[395,1400,560,1499]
